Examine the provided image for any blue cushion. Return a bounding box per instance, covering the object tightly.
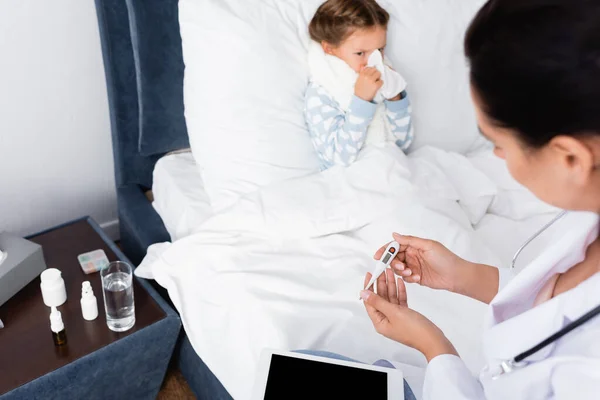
[126,0,189,156]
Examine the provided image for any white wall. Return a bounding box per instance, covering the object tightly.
[0,0,118,239]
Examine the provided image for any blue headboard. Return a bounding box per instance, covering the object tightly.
[95,0,189,189]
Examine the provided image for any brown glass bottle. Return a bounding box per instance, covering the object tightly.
[50,306,67,347]
[52,329,67,346]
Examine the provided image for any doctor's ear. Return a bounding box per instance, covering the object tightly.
[548,135,598,185]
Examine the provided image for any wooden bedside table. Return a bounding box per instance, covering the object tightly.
[0,217,181,400]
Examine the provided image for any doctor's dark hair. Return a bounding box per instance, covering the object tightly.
[309,0,389,47]
[465,0,600,148]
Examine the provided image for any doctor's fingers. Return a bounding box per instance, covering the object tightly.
[390,250,413,277]
[362,274,389,326]
[386,271,409,307]
[396,276,408,306]
[379,270,408,303]
[363,300,390,334]
[363,273,373,291]
[376,271,389,301]
[361,289,398,319]
[385,269,401,306]
[402,274,422,285]
[401,253,422,284]
[390,256,408,270]
[393,233,434,251]
[391,265,414,280]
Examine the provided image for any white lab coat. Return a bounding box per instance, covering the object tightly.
[423,211,600,400]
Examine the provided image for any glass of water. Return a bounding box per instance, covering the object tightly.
[100,261,135,332]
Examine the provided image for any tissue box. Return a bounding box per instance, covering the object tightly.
[0,232,47,307]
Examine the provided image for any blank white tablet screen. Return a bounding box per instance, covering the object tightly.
[264,354,388,399]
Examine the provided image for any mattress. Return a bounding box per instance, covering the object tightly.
[152,151,213,242]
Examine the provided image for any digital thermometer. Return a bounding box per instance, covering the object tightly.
[364,241,400,292]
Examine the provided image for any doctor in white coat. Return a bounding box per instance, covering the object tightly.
[360,0,600,399]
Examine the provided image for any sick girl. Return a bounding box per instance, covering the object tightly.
[305,0,413,169]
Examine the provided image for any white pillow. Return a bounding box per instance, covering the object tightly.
[180,0,487,211]
[179,0,323,211]
[380,0,488,153]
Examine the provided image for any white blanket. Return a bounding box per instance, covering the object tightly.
[136,145,554,399]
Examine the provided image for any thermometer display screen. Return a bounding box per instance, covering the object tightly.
[382,253,392,264]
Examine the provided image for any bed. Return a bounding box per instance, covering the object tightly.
[94,1,570,399]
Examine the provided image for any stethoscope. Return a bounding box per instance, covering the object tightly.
[493,210,600,378]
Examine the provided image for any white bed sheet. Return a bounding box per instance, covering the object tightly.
[143,146,565,400]
[152,151,213,241]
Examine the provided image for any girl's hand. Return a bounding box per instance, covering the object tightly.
[374,233,466,293]
[361,270,458,361]
[354,67,383,102]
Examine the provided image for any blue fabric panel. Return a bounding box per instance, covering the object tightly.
[1,316,180,400]
[117,185,170,266]
[126,0,189,156]
[95,0,160,188]
[177,333,233,400]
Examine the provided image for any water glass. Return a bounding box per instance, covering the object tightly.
[100,261,135,332]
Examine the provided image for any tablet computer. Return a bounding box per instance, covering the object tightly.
[251,349,404,400]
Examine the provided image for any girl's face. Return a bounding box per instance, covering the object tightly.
[322,26,387,73]
[472,87,600,212]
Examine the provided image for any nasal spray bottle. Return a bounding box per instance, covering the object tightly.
[50,306,67,346]
[80,281,98,321]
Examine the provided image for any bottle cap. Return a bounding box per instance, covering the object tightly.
[40,268,67,307]
[80,281,98,321]
[50,306,64,333]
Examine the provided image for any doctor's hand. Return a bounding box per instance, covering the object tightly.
[361,270,458,362]
[374,233,465,293]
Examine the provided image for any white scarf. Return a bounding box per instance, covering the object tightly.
[307,41,407,146]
